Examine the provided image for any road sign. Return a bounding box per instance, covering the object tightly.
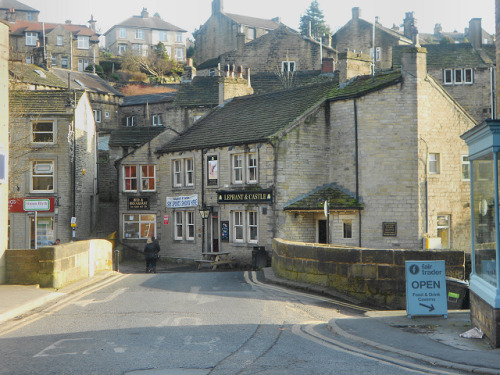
[406,260,447,318]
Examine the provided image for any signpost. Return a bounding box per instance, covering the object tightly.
[406,260,448,318]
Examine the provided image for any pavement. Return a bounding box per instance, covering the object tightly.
[1,259,499,374]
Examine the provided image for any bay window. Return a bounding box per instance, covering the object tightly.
[123,214,155,239]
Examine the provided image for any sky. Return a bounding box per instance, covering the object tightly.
[22,0,496,40]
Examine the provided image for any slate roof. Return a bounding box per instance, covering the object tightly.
[0,0,37,11]
[109,126,166,148]
[392,44,495,69]
[10,90,84,115]
[51,68,124,96]
[251,71,334,95]
[157,71,402,154]
[121,92,176,107]
[332,17,412,45]
[9,62,66,88]
[9,21,99,41]
[284,183,363,211]
[224,12,281,30]
[173,76,221,107]
[105,14,186,34]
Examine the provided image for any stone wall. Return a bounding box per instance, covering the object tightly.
[5,239,113,288]
[272,238,465,309]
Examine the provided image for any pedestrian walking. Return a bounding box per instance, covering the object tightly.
[144,236,160,273]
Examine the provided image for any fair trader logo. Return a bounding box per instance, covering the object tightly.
[405,260,447,318]
[23,198,51,211]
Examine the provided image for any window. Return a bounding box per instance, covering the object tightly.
[26,32,38,46]
[30,216,54,248]
[232,210,259,243]
[123,165,137,191]
[454,69,463,84]
[247,153,257,183]
[126,116,135,127]
[141,165,155,191]
[232,154,243,184]
[78,59,89,72]
[464,68,473,84]
[152,114,163,126]
[77,36,89,49]
[437,215,450,249]
[123,214,155,239]
[175,47,184,60]
[61,57,68,69]
[27,12,34,21]
[57,35,63,46]
[370,47,381,61]
[105,111,110,119]
[462,155,470,181]
[443,69,453,85]
[119,28,126,39]
[343,220,352,239]
[93,110,102,123]
[247,27,256,40]
[159,31,167,42]
[428,153,440,174]
[232,152,258,185]
[118,44,127,55]
[136,29,144,39]
[132,43,144,55]
[282,61,296,72]
[174,211,195,240]
[172,157,194,187]
[32,121,54,143]
[176,32,183,43]
[51,56,57,66]
[0,153,7,184]
[31,161,54,192]
[248,211,258,242]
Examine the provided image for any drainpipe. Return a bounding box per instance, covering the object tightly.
[491,67,496,119]
[201,149,205,254]
[354,98,361,247]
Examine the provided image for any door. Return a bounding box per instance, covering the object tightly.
[318,220,327,244]
[212,212,219,252]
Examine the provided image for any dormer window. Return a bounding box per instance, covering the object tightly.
[77,36,89,49]
[282,61,296,72]
[25,32,38,46]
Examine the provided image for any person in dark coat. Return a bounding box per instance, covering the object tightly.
[144,236,160,273]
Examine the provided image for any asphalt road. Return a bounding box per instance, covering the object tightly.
[0,270,466,375]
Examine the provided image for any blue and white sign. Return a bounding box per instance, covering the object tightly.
[406,260,447,318]
[166,195,198,208]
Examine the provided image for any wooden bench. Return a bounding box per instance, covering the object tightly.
[196,252,233,270]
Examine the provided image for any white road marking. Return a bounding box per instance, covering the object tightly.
[72,288,128,307]
[34,338,93,357]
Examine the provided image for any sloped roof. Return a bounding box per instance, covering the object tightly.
[109,126,166,148]
[9,62,66,88]
[174,76,221,107]
[332,17,412,45]
[224,12,280,30]
[9,21,99,41]
[105,15,186,34]
[392,43,494,68]
[251,71,335,95]
[10,90,84,114]
[121,92,176,106]
[51,68,124,96]
[284,183,363,211]
[157,71,402,154]
[0,0,37,12]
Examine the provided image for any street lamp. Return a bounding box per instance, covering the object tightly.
[199,205,211,253]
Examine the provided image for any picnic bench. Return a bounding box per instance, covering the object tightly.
[195,252,233,270]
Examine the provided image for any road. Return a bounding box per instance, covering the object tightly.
[0,270,463,375]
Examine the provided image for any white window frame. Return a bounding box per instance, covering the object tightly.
[233,211,244,243]
[93,110,102,123]
[123,165,138,192]
[135,29,145,40]
[174,211,184,240]
[185,158,194,186]
[428,153,440,175]
[141,165,156,191]
[77,36,89,49]
[123,214,156,239]
[26,32,38,46]
[247,153,258,184]
[176,32,183,43]
[437,215,450,249]
[443,69,453,85]
[175,47,184,61]
[186,211,195,240]
[126,116,135,127]
[31,121,54,144]
[57,35,63,46]
[454,69,463,84]
[173,159,183,187]
[282,61,296,72]
[343,220,353,239]
[232,154,243,184]
[159,31,167,42]
[464,68,473,84]
[247,27,255,40]
[247,211,258,243]
[152,114,163,126]
[118,44,127,55]
[462,155,470,181]
[119,28,126,39]
[370,47,381,62]
[31,160,54,193]
[61,57,68,69]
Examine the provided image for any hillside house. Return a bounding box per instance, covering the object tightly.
[0,0,38,22]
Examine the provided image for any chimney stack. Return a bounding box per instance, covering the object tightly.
[468,18,482,50]
[352,7,361,20]
[337,51,372,84]
[141,8,149,18]
[403,12,418,40]
[212,0,223,15]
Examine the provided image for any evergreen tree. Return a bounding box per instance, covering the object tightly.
[299,1,331,39]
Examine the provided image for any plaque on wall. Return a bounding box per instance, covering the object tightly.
[207,155,218,186]
[217,190,273,203]
[221,221,229,241]
[128,197,149,210]
[382,222,397,237]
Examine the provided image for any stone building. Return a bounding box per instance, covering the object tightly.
[104,8,187,61]
[0,21,9,282]
[196,25,337,76]
[8,90,98,248]
[8,19,100,71]
[0,0,38,22]
[194,0,281,66]
[331,7,412,71]
[114,47,475,265]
